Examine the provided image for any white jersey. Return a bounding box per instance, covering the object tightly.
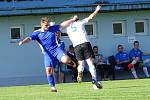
[64,18,90,47]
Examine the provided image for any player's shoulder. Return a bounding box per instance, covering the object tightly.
[70,19,86,26]
[33,29,41,33]
[81,18,89,22]
[130,49,137,55]
[130,48,134,52]
[123,51,128,54]
[50,25,60,29]
[138,49,142,52]
[30,29,41,35]
[77,18,87,22]
[115,52,120,56]
[49,25,60,31]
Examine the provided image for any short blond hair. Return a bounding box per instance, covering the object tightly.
[40,17,49,24]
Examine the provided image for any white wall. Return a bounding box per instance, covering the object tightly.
[0,16,45,79]
[0,10,150,85]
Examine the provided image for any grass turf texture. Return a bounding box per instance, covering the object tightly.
[0,79,150,100]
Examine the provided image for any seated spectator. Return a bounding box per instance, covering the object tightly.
[93,46,110,81]
[129,41,150,78]
[107,55,116,80]
[115,44,130,70]
[143,58,150,68]
[66,45,78,82]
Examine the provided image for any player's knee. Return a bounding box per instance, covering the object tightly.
[78,61,84,67]
[61,56,70,64]
[86,58,93,63]
[86,59,94,65]
[46,67,54,75]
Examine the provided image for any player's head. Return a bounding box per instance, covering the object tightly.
[133,41,139,49]
[70,15,79,22]
[93,46,98,54]
[117,44,124,52]
[40,17,50,31]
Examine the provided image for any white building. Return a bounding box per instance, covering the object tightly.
[0,0,150,86]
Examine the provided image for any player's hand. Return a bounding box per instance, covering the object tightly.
[96,5,101,11]
[19,41,23,46]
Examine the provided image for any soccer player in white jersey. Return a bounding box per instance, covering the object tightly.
[19,17,77,92]
[62,5,102,89]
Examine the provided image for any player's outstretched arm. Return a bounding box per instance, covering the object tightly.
[60,15,78,30]
[87,5,101,21]
[19,37,32,46]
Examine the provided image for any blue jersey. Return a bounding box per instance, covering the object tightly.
[29,25,60,55]
[115,52,129,62]
[129,48,143,60]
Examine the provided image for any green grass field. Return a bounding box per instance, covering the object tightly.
[0,79,150,100]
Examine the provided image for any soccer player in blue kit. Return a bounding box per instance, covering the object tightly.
[19,16,77,92]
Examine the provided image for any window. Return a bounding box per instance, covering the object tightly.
[135,20,147,35]
[34,26,41,30]
[135,22,144,33]
[61,32,68,37]
[11,28,20,39]
[61,27,68,37]
[113,23,122,34]
[85,23,94,36]
[10,26,23,42]
[112,21,126,36]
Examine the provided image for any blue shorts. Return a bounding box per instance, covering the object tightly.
[44,47,66,68]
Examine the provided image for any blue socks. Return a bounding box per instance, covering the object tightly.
[47,74,55,87]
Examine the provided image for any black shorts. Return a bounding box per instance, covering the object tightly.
[74,42,94,60]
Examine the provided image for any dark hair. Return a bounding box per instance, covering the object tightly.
[70,16,79,22]
[117,44,123,48]
[75,18,79,22]
[93,46,98,49]
[134,41,139,45]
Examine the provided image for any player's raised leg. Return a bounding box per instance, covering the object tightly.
[57,48,78,68]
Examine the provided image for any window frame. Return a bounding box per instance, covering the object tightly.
[85,22,97,38]
[112,20,126,36]
[10,26,23,42]
[134,20,147,35]
[33,25,41,31]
